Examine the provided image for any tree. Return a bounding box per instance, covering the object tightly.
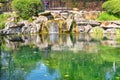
[102,0,120,16]
[12,0,44,19]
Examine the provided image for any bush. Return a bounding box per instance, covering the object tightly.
[0,0,8,3]
[12,0,44,19]
[97,12,120,21]
[0,14,11,29]
[102,0,120,16]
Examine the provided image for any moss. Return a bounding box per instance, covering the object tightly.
[0,13,11,29]
[89,26,104,34]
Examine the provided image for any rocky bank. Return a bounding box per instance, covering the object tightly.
[0,10,120,35]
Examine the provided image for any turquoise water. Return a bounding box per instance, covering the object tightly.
[0,33,120,80]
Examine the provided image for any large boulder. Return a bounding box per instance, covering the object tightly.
[34,16,48,24]
[89,20,100,26]
[51,12,61,19]
[111,21,120,25]
[84,11,99,20]
[21,21,31,34]
[60,11,69,19]
[104,29,120,35]
[31,16,48,33]
[104,24,120,29]
[76,25,92,33]
[66,19,77,32]
[38,11,54,20]
[5,22,17,30]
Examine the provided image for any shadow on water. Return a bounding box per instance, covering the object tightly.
[0,33,120,80]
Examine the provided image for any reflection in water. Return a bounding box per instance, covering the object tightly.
[106,62,116,80]
[2,33,120,52]
[25,62,60,80]
[0,33,120,80]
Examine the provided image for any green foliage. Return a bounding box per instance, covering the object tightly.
[11,0,44,19]
[0,13,11,29]
[0,0,8,3]
[102,0,120,16]
[97,12,120,21]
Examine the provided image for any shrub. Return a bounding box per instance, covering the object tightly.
[97,12,120,21]
[11,0,44,20]
[0,14,11,29]
[0,0,8,3]
[102,0,120,16]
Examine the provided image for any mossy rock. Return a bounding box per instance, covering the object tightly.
[89,26,104,34]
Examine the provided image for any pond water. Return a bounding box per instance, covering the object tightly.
[0,33,120,80]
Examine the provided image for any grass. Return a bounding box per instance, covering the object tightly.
[0,13,11,29]
[97,12,120,21]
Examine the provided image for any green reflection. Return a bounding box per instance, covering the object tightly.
[13,45,41,71]
[0,34,120,80]
[43,49,120,80]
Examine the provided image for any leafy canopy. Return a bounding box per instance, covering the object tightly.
[12,0,44,19]
[102,0,120,16]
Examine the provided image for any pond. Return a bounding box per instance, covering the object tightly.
[0,33,120,80]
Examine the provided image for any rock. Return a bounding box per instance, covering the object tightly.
[38,11,51,16]
[73,8,79,11]
[74,12,84,22]
[89,20,100,26]
[51,12,61,19]
[3,27,21,35]
[34,16,48,24]
[111,21,120,25]
[100,21,120,29]
[32,16,48,33]
[38,11,54,20]
[30,27,37,34]
[76,25,92,33]
[104,29,117,34]
[84,11,98,20]
[105,24,120,29]
[60,11,69,19]
[17,22,25,27]
[32,16,37,20]
[66,18,77,32]
[67,13,74,19]
[76,18,89,25]
[100,21,111,28]
[5,22,17,29]
[21,21,31,33]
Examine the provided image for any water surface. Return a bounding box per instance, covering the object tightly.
[0,33,120,80]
